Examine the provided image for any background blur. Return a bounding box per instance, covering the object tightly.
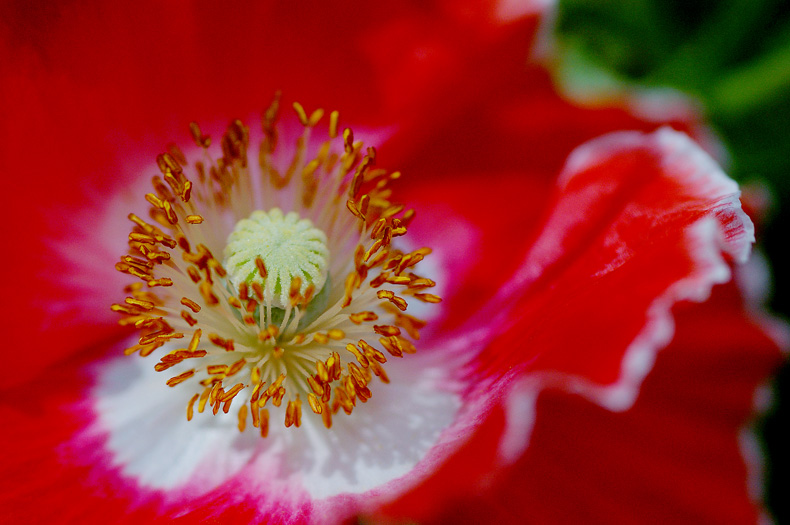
[555,0,789,520]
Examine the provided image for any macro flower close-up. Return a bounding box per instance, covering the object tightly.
[0,1,786,524]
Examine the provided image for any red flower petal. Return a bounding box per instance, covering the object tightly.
[421,274,785,524]
[419,127,757,480]
[477,129,752,396]
[1,3,783,524]
[0,0,547,385]
[374,258,785,524]
[396,65,711,185]
[401,172,554,332]
[394,66,714,332]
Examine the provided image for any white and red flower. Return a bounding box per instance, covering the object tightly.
[0,1,784,524]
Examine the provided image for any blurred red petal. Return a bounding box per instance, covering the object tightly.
[421,275,784,524]
[375,128,767,523]
[477,129,752,397]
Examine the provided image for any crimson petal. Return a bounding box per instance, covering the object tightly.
[0,0,547,385]
[477,129,752,393]
[423,275,785,524]
[374,131,777,524]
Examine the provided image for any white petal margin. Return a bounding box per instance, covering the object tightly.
[496,128,755,463]
[92,339,461,515]
[495,0,555,22]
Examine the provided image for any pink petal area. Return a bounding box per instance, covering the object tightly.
[43,172,154,327]
[394,202,480,331]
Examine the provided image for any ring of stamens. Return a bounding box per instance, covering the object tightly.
[112,94,441,436]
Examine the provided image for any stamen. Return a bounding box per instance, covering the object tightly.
[112,96,440,436]
[238,404,248,432]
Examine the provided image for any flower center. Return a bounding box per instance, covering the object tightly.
[224,208,329,309]
[111,95,441,437]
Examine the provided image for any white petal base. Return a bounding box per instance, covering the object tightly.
[92,341,461,502]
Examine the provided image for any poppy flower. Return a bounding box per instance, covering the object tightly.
[0,1,784,524]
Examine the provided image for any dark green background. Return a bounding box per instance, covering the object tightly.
[556,0,789,520]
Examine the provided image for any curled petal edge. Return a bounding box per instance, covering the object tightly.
[497,128,756,463]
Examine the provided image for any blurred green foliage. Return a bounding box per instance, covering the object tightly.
[556,0,790,190]
[555,0,790,520]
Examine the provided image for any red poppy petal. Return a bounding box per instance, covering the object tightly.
[396,65,712,188]
[471,128,752,440]
[399,92,706,332]
[0,0,552,385]
[375,127,756,522]
[375,254,785,524]
[427,273,785,524]
[401,171,554,332]
[364,5,545,162]
[394,72,714,333]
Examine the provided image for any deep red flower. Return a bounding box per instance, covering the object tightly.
[0,1,784,524]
